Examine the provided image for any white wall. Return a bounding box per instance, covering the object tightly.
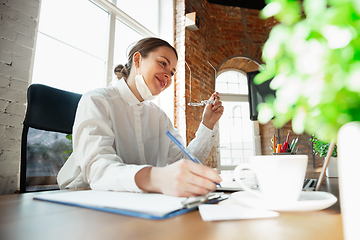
[0,0,40,195]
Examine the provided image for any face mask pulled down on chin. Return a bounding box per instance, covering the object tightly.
[134,74,158,101]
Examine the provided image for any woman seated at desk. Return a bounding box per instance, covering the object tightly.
[57,37,224,197]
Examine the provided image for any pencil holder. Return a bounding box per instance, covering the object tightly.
[272,152,296,155]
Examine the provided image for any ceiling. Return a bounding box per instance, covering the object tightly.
[207,0,266,10]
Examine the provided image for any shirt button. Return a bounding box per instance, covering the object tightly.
[137,104,140,106]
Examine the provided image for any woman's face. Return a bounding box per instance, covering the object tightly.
[137,46,177,95]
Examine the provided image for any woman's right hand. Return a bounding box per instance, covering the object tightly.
[135,159,222,197]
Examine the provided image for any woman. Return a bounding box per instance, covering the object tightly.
[57,37,224,197]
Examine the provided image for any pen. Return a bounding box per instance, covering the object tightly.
[291,137,299,153]
[272,135,276,153]
[282,131,290,152]
[166,131,221,187]
[289,139,295,150]
[282,141,287,153]
[286,132,290,143]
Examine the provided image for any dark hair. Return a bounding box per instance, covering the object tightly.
[114,37,178,80]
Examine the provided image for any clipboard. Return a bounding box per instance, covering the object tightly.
[33,190,227,220]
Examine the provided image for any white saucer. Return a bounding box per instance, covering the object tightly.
[231,191,337,212]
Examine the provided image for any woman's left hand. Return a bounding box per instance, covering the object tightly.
[202,92,224,130]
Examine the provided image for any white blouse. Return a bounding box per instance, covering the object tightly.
[57,79,218,192]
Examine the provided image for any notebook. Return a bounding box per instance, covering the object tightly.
[34,190,227,220]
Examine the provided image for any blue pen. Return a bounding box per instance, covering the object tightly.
[166,131,221,187]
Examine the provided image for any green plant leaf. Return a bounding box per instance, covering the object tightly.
[259,0,360,140]
[304,0,327,18]
[310,136,337,157]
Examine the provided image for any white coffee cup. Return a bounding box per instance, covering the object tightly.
[234,155,308,202]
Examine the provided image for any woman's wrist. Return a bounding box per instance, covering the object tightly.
[202,120,214,130]
[135,167,161,193]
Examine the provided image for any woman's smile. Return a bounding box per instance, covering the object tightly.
[155,76,166,89]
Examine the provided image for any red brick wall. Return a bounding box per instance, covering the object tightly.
[174,0,323,173]
[184,0,213,143]
[207,4,272,64]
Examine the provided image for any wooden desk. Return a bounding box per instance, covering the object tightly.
[0,178,343,240]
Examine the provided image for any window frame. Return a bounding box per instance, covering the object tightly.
[216,69,262,172]
[95,0,174,122]
[91,0,157,86]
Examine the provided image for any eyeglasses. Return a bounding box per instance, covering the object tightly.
[186,61,217,107]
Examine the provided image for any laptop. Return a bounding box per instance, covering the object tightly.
[217,176,318,192]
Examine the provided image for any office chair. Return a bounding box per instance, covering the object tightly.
[20,84,82,193]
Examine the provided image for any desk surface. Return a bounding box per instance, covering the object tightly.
[0,178,343,240]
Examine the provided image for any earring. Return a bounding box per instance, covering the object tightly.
[135,64,140,75]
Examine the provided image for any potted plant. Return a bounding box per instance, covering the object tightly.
[311,137,338,177]
[63,134,73,161]
[255,0,360,239]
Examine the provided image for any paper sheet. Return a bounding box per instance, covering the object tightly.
[198,204,279,221]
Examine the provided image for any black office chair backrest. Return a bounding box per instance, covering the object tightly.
[20,84,82,193]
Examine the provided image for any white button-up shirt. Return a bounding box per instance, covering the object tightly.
[57,79,218,192]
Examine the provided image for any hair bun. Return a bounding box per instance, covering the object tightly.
[114,64,128,80]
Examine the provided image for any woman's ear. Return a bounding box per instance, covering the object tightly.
[133,52,141,67]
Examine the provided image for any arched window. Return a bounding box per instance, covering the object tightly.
[216,70,261,175]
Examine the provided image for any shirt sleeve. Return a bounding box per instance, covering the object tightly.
[166,122,218,164]
[187,123,219,163]
[60,91,150,192]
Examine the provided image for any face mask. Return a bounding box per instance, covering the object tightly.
[134,74,158,101]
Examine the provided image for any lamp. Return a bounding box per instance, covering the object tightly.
[185,12,199,31]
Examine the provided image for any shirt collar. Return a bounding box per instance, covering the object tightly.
[115,79,150,106]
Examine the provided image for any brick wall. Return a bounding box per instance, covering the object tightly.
[174,0,322,173]
[0,0,40,195]
[174,0,275,167]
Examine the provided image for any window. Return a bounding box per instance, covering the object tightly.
[32,0,110,94]
[31,0,173,101]
[115,0,159,36]
[112,19,144,85]
[216,70,261,176]
[216,71,248,95]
